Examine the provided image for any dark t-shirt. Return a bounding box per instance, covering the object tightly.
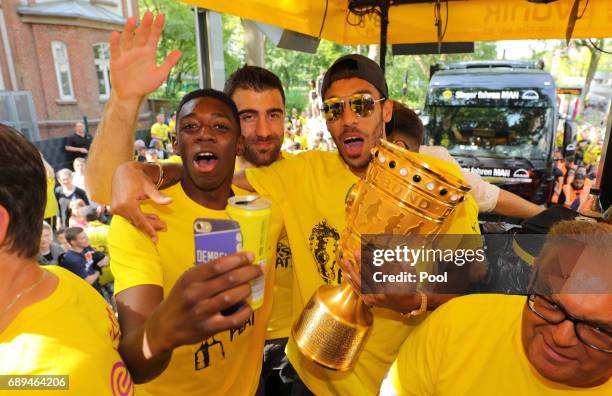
[60,247,105,285]
[55,186,90,228]
[65,133,92,164]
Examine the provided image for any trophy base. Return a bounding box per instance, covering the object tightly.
[292,284,373,371]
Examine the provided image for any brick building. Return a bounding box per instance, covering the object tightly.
[0,0,149,141]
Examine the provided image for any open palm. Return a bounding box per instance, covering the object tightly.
[109,12,182,100]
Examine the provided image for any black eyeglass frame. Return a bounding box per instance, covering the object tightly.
[526,294,612,354]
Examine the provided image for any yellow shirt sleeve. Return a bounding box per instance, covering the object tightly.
[108,214,163,294]
[245,154,306,200]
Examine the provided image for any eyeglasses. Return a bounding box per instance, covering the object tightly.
[321,93,385,121]
[527,294,612,353]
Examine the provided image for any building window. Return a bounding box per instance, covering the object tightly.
[51,41,74,100]
[93,43,111,100]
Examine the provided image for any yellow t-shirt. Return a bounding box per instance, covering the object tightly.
[86,221,113,285]
[86,220,109,254]
[266,151,295,340]
[109,183,281,396]
[150,123,170,141]
[246,150,480,395]
[44,176,58,220]
[381,294,611,396]
[0,265,133,395]
[160,155,182,164]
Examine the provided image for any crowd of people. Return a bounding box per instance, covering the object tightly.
[1,11,610,396]
[35,125,114,307]
[550,128,604,211]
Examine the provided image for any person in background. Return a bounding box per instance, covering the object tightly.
[149,138,167,160]
[308,79,319,118]
[68,200,88,228]
[150,113,170,146]
[37,221,65,266]
[60,226,111,303]
[41,153,59,230]
[559,173,588,210]
[55,169,89,228]
[388,101,544,219]
[0,124,132,394]
[380,220,611,395]
[134,139,147,162]
[56,228,70,251]
[315,68,325,107]
[64,122,92,167]
[84,206,110,253]
[145,148,159,163]
[72,158,87,191]
[168,111,176,136]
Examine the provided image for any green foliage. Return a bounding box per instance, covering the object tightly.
[139,1,610,115]
[222,15,245,77]
[285,86,309,114]
[141,0,198,104]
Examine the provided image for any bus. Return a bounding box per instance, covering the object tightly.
[424,61,557,205]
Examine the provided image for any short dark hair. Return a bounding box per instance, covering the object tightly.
[224,65,286,105]
[64,227,85,244]
[176,89,240,135]
[386,102,424,145]
[83,206,99,222]
[0,124,46,258]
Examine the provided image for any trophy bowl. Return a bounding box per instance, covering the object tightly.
[292,140,471,371]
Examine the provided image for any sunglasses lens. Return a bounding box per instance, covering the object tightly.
[322,101,343,120]
[350,95,375,117]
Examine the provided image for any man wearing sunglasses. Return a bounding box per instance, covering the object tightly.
[381,220,612,395]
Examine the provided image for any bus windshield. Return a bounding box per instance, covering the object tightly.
[426,105,553,161]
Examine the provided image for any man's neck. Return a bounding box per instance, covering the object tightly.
[350,167,367,179]
[0,252,40,302]
[70,245,84,253]
[62,185,75,194]
[181,178,233,211]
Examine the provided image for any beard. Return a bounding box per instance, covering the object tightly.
[333,118,385,172]
[243,136,283,166]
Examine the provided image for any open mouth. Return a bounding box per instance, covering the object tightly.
[193,151,219,173]
[343,135,365,158]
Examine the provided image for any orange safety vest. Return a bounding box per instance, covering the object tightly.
[550,176,565,204]
[562,184,588,210]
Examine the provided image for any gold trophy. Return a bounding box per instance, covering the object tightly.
[292,140,471,371]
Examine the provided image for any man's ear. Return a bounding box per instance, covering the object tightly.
[0,205,10,248]
[172,133,179,154]
[382,99,393,123]
[236,134,245,157]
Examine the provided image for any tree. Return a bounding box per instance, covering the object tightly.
[575,39,604,115]
[141,0,198,103]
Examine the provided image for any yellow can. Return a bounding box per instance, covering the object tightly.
[226,195,271,310]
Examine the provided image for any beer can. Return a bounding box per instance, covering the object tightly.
[226,195,271,310]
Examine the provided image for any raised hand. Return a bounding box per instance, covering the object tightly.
[109,12,182,101]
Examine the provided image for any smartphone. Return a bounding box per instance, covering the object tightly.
[194,218,243,315]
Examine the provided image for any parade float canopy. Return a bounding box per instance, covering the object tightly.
[182,0,612,45]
